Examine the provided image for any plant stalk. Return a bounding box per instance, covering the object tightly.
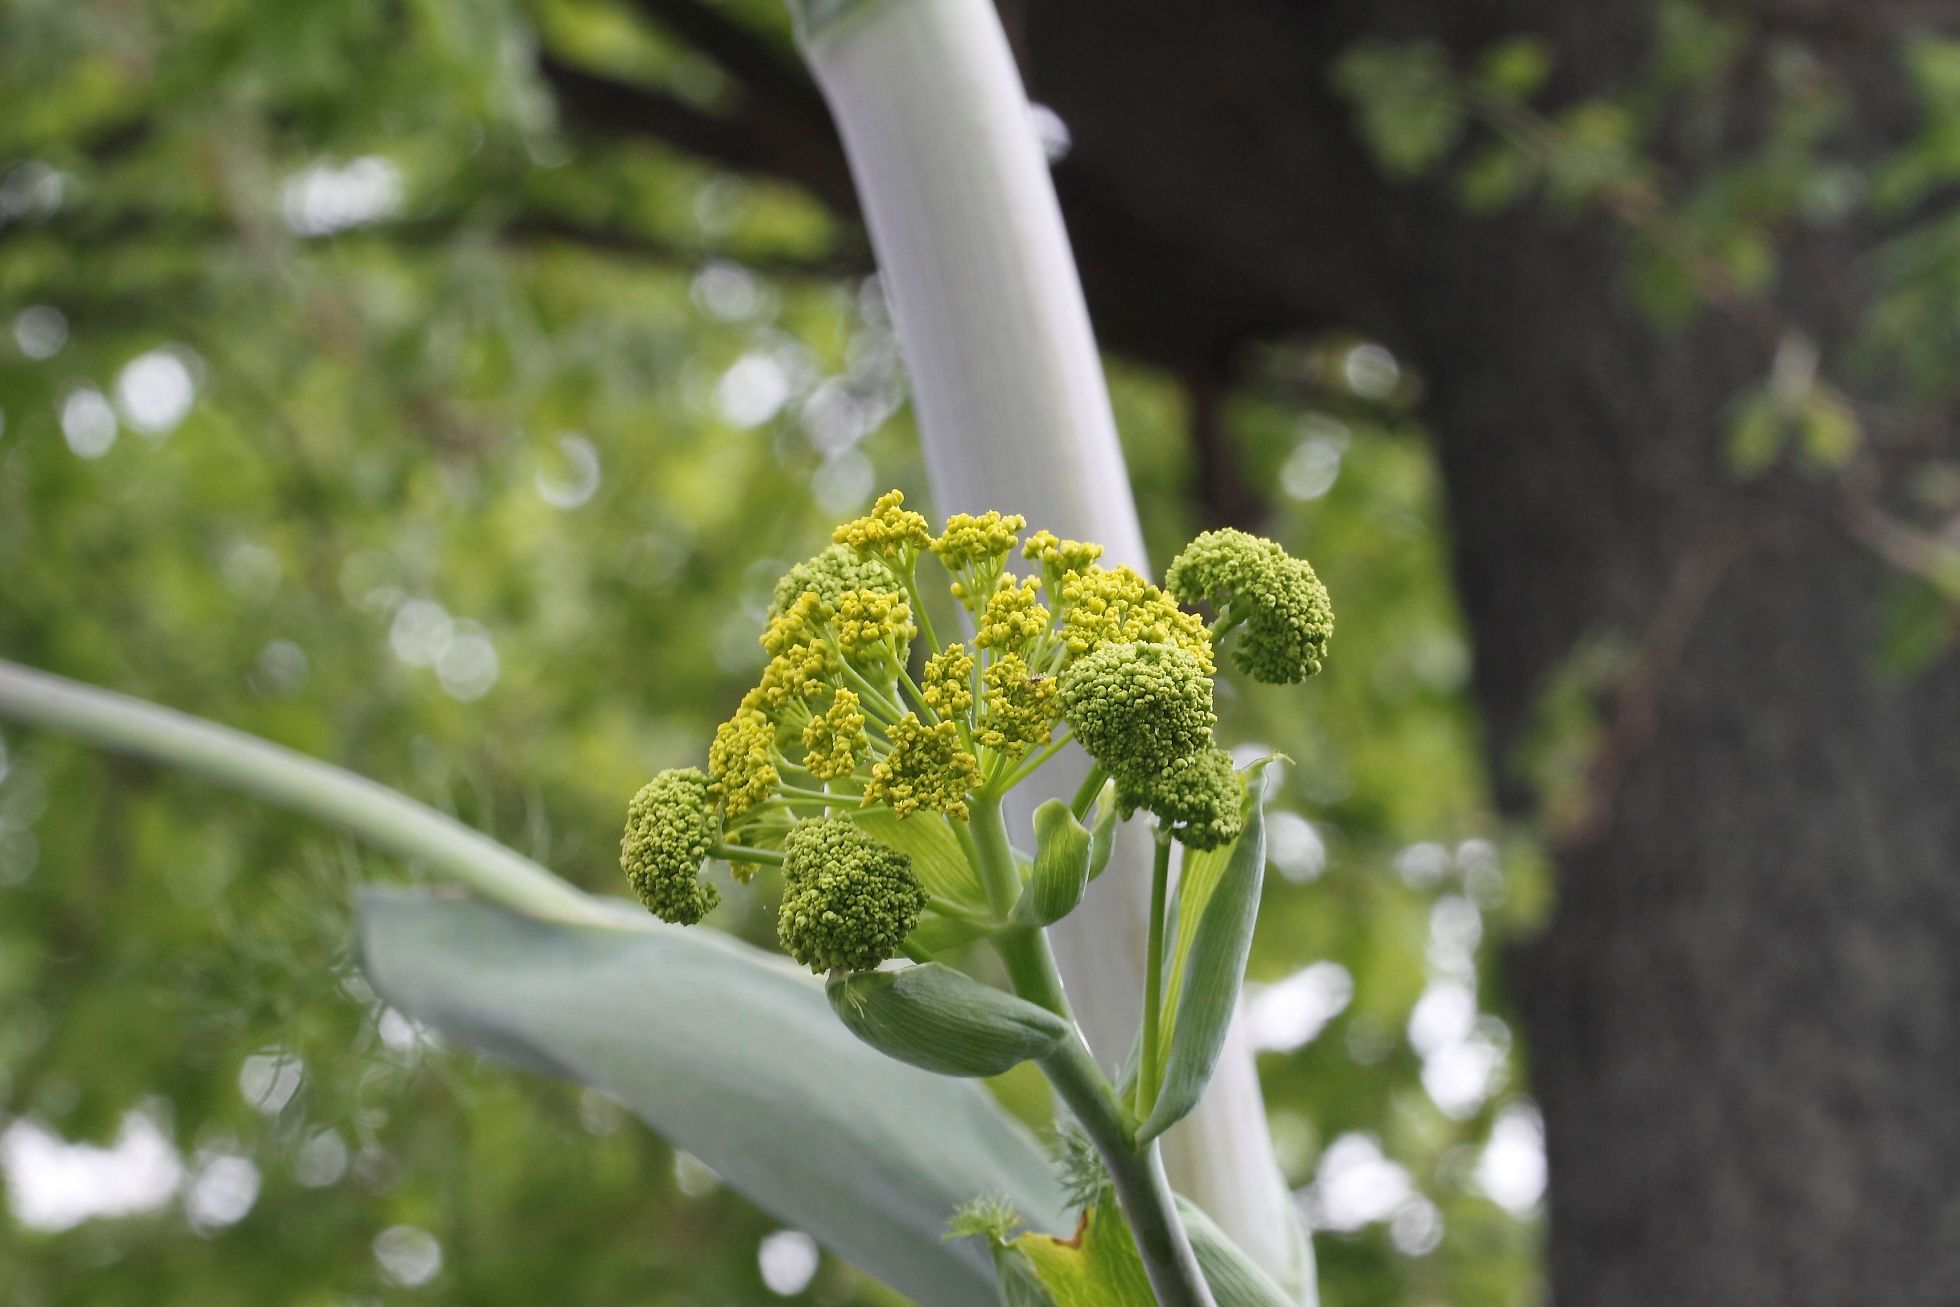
[967,796,1215,1306]
[1137,829,1172,1119]
[0,659,610,925]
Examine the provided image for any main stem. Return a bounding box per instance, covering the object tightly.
[967,796,1215,1307]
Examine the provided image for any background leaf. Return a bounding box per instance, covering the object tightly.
[357,888,1068,1307]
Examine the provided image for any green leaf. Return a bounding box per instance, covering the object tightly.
[1084,781,1118,882]
[999,1191,1155,1306]
[1017,799,1091,925]
[979,1189,1296,1307]
[827,963,1071,1076]
[1178,1198,1298,1307]
[357,889,1066,1307]
[1139,765,1270,1141]
[1332,41,1463,179]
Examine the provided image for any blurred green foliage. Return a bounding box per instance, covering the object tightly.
[1,1,1542,1305]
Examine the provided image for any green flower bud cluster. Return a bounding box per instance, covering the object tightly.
[1113,745,1245,850]
[1165,528,1333,683]
[1056,641,1216,781]
[778,818,928,972]
[621,769,720,924]
[769,544,901,622]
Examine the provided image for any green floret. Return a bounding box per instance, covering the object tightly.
[1165,528,1333,683]
[1116,746,1246,850]
[1056,641,1216,782]
[621,769,720,924]
[777,818,928,972]
[768,545,901,622]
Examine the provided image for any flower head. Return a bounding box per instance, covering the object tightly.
[974,577,1050,654]
[932,511,1026,573]
[977,653,1059,758]
[778,818,928,972]
[1115,746,1246,850]
[801,689,867,780]
[1056,565,1214,674]
[769,544,901,622]
[1022,529,1103,591]
[1056,641,1216,782]
[865,714,983,819]
[1165,528,1333,683]
[933,511,1026,610]
[833,489,932,569]
[620,769,720,924]
[921,642,976,720]
[707,701,779,820]
[831,588,915,665]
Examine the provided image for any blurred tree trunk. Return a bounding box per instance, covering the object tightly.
[550,1,1960,1301]
[1018,5,1960,1305]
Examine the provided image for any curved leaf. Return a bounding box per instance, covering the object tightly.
[358,889,1066,1307]
[1140,765,1270,1141]
[1017,799,1092,925]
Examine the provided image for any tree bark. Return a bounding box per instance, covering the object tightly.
[1016,4,1960,1304]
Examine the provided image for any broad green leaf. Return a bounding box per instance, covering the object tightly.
[358,889,1066,1307]
[1018,799,1091,925]
[828,963,1070,1076]
[1140,765,1270,1141]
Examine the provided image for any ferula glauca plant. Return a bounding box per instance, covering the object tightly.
[620,492,1332,1307]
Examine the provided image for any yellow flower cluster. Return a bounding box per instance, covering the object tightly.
[865,714,983,820]
[921,642,976,719]
[974,577,1050,653]
[976,654,1058,757]
[1056,565,1215,675]
[832,489,932,567]
[831,588,915,662]
[932,510,1027,573]
[801,689,867,780]
[707,702,778,822]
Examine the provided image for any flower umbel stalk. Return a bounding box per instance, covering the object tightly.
[968,796,1216,1307]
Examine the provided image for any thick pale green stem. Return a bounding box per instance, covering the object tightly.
[1138,829,1172,1118]
[967,796,1214,1307]
[0,659,610,925]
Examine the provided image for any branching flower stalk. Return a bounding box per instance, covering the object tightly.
[622,499,1331,1305]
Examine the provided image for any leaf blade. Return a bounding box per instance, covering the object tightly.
[358,889,1067,1307]
[1140,767,1270,1141]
